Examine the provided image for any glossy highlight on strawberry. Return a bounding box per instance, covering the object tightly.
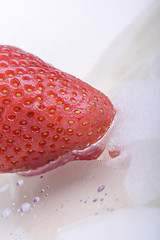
[0,45,116,174]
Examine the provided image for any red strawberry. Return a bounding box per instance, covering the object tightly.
[0,45,116,174]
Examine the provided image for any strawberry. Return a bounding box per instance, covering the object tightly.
[0,45,116,174]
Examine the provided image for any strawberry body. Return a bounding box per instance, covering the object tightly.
[0,45,116,173]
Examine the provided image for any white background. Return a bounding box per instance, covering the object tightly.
[0,0,154,78]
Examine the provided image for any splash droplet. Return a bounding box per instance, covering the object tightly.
[17,179,24,186]
[97,185,106,192]
[93,198,98,202]
[1,208,11,218]
[0,183,9,192]
[33,197,40,203]
[21,203,31,212]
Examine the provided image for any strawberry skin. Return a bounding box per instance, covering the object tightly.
[0,45,116,173]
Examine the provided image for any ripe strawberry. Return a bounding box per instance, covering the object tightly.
[0,45,116,174]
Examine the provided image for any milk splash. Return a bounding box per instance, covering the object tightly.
[103,67,160,205]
